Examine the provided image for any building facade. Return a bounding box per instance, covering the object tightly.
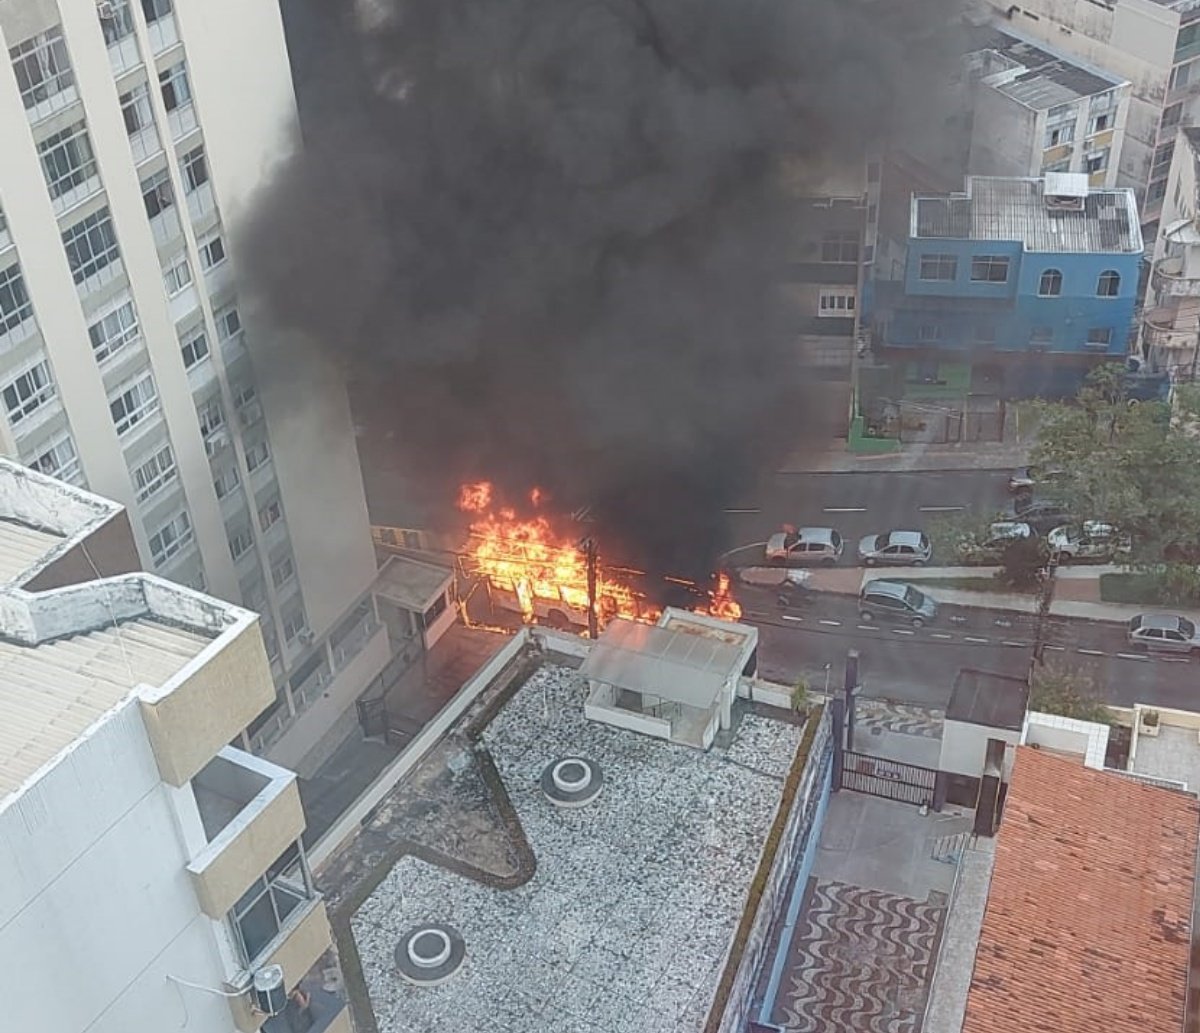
[869,174,1143,397]
[1141,126,1200,375]
[966,28,1131,189]
[0,458,347,1033]
[983,0,1200,243]
[0,0,389,771]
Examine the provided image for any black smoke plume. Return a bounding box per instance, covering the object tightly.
[241,0,968,578]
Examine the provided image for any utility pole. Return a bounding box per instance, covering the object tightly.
[583,536,598,640]
[844,650,860,752]
[1028,552,1058,684]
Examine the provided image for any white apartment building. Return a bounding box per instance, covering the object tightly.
[967,28,1131,188]
[0,458,347,1033]
[0,0,391,773]
[986,0,1200,241]
[1141,125,1200,373]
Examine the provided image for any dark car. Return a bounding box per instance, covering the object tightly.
[1001,496,1072,535]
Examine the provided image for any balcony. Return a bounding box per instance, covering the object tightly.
[146,12,179,54]
[149,207,182,248]
[167,101,198,142]
[107,34,141,76]
[1143,306,1199,352]
[186,748,306,920]
[187,181,215,222]
[128,124,162,165]
[1152,256,1200,298]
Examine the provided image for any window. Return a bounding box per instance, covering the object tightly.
[119,82,160,162]
[918,253,957,281]
[233,382,260,426]
[38,122,98,209]
[99,0,136,46]
[229,525,254,563]
[109,373,159,435]
[213,463,240,500]
[1084,149,1109,174]
[132,444,177,502]
[1086,327,1113,348]
[1149,178,1169,203]
[970,255,1010,283]
[158,62,191,111]
[244,437,270,472]
[1030,326,1054,347]
[162,251,191,295]
[1163,103,1184,129]
[1096,269,1121,297]
[10,27,75,117]
[1042,158,1072,175]
[918,324,941,342]
[1172,60,1198,91]
[180,327,209,369]
[818,290,856,316]
[88,294,140,362]
[62,209,121,288]
[1047,104,1071,123]
[141,168,175,220]
[282,602,308,643]
[258,496,282,532]
[214,304,242,341]
[29,434,80,485]
[1045,123,1074,148]
[1038,269,1063,297]
[3,360,55,424]
[198,396,224,438]
[1089,113,1110,135]
[181,146,209,192]
[148,510,192,567]
[229,842,312,965]
[197,230,226,270]
[142,0,173,23]
[271,551,295,589]
[820,230,859,264]
[0,263,34,338]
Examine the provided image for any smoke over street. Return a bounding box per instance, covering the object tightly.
[243,0,967,577]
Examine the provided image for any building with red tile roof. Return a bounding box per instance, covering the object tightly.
[962,746,1199,1033]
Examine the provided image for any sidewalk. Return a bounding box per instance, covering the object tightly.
[779,439,1031,474]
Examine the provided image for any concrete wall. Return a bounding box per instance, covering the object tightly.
[938,718,1021,780]
[969,88,1041,179]
[0,702,238,1033]
[23,508,142,591]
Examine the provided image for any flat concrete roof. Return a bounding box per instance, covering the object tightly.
[580,617,744,709]
[373,554,453,613]
[348,661,804,1033]
[0,617,214,799]
[947,669,1029,731]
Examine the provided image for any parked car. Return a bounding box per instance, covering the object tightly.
[1046,522,1131,564]
[955,521,1032,565]
[765,526,843,566]
[858,580,938,628]
[1008,465,1065,495]
[1000,496,1072,535]
[857,529,932,566]
[1127,613,1200,654]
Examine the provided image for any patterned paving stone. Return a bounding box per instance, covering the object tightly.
[855,701,945,740]
[772,879,946,1033]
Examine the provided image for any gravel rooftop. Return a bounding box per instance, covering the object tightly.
[349,662,803,1033]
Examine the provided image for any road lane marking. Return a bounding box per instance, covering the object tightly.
[1044,644,1066,651]
[857,625,877,631]
[931,633,953,639]
[993,619,1012,627]
[818,619,841,626]
[1003,640,1030,647]
[891,628,915,635]
[823,507,867,513]
[724,508,761,514]
[746,611,770,619]
[1117,652,1149,661]
[964,636,989,644]
[919,505,965,512]
[1076,648,1103,656]
[781,615,804,623]
[1159,656,1192,663]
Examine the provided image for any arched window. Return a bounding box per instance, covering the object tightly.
[1097,269,1121,297]
[1038,268,1063,297]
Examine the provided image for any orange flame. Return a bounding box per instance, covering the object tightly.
[457,481,741,629]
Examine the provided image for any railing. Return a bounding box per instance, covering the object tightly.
[1153,256,1200,298]
[1143,310,1199,351]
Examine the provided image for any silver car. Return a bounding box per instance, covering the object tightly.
[858,529,932,567]
[765,527,844,566]
[858,580,938,628]
[1128,613,1200,654]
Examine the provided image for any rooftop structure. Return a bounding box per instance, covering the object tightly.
[912,177,1143,253]
[347,661,805,1033]
[961,747,1199,1033]
[973,30,1124,110]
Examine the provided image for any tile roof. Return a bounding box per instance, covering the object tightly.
[962,748,1199,1033]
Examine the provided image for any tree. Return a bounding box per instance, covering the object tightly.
[996,535,1049,591]
[1029,664,1113,725]
[1029,366,1200,564]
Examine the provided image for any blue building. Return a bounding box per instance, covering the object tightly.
[868,173,1143,398]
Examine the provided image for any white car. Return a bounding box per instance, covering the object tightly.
[857,530,932,567]
[1128,614,1200,654]
[955,521,1031,564]
[1046,522,1131,564]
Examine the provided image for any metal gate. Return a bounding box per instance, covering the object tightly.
[842,750,937,807]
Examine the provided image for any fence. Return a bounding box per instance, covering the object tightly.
[842,749,937,807]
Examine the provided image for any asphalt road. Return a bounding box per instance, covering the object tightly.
[739,585,1198,712]
[721,470,1013,565]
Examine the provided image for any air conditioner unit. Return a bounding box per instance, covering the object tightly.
[204,429,229,456]
[96,1,116,18]
[297,629,314,645]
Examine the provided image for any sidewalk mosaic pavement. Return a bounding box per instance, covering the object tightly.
[855,701,945,741]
